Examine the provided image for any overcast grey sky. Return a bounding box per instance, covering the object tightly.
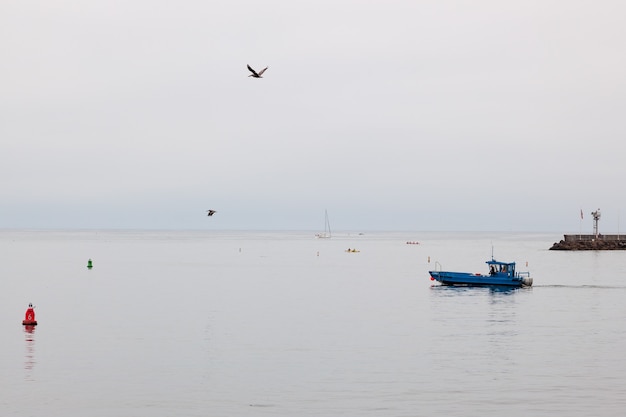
[2,1,625,232]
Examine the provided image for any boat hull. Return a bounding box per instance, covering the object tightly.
[429,271,532,287]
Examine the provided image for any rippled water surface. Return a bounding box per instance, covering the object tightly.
[1,230,625,416]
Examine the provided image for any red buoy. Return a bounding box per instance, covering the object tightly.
[22,303,37,326]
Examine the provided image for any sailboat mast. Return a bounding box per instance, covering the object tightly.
[325,210,331,237]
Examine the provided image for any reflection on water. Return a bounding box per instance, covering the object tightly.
[429,284,527,295]
[24,325,36,379]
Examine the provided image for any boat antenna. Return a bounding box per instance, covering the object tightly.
[491,242,494,261]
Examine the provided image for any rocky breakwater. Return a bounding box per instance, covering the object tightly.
[550,235,626,250]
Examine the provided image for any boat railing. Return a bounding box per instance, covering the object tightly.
[433,261,442,271]
[516,271,531,278]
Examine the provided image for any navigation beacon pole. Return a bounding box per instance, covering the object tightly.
[591,209,601,239]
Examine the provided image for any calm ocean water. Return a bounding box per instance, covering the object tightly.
[1,230,625,417]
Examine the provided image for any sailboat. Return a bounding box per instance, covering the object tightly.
[315,210,331,239]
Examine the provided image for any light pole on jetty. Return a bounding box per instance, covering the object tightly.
[592,208,601,238]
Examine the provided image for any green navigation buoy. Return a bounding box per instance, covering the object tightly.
[87,259,93,269]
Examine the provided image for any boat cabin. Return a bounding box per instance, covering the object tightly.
[487,259,515,277]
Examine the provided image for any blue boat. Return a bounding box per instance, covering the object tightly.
[429,258,532,287]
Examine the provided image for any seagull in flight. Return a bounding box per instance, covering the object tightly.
[247,64,268,78]
[206,210,217,217]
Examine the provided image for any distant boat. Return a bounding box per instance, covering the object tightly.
[315,210,331,239]
[429,258,533,287]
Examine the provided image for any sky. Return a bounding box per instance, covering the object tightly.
[1,0,625,232]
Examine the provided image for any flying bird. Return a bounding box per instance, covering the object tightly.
[206,210,217,217]
[247,64,268,78]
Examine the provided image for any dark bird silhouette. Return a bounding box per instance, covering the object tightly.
[206,210,217,216]
[247,64,268,78]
